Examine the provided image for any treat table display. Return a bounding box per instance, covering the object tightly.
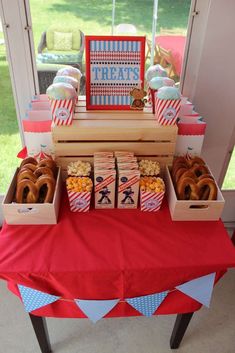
[0,188,235,352]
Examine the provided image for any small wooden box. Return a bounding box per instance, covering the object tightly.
[165,166,225,221]
[2,168,62,225]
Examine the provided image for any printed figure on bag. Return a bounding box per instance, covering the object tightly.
[121,186,134,204]
[98,186,111,205]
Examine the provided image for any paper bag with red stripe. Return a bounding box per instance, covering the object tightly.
[155,98,181,126]
[50,98,75,126]
[140,191,165,212]
[117,170,140,209]
[94,170,116,209]
[67,190,91,212]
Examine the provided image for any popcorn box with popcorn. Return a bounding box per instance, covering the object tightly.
[94,169,116,209]
[140,191,165,212]
[155,98,181,126]
[114,151,134,157]
[50,98,75,126]
[117,170,140,209]
[67,190,91,212]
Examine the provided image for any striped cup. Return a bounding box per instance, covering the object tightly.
[140,191,165,212]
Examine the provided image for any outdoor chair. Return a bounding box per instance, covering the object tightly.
[37,25,85,69]
[158,45,178,78]
[145,39,161,64]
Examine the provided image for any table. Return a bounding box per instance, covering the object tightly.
[0,188,235,352]
[156,36,186,76]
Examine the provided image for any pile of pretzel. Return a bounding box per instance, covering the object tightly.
[16,157,57,203]
[172,156,217,200]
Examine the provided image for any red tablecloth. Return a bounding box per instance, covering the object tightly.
[0,189,235,318]
[156,36,186,76]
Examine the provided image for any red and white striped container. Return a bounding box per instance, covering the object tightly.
[140,191,165,212]
[50,98,75,126]
[67,190,91,212]
[155,98,181,126]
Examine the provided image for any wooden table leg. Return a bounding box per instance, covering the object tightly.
[170,312,194,349]
[29,314,52,353]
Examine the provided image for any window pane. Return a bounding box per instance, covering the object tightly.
[0,25,21,193]
[222,148,235,190]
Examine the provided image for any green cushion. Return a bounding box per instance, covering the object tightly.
[46,25,81,50]
[42,49,79,55]
[54,31,73,51]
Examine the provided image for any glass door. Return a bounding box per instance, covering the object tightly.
[0,18,21,194]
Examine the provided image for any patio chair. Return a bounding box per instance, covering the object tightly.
[37,25,85,70]
[158,45,178,78]
[145,39,161,64]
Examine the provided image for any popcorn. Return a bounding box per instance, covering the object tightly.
[67,160,91,176]
[140,176,165,193]
[139,160,160,176]
[66,177,93,192]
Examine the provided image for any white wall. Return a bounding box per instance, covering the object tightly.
[183,0,235,184]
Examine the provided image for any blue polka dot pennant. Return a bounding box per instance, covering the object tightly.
[126,291,169,317]
[18,285,60,313]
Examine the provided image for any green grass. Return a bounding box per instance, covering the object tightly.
[0,43,21,193]
[222,149,235,190]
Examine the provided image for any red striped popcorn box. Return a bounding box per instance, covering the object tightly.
[140,191,165,212]
[50,98,75,126]
[155,98,181,126]
[67,190,91,212]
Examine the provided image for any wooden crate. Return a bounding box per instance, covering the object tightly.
[2,168,62,225]
[52,97,178,176]
[165,166,225,221]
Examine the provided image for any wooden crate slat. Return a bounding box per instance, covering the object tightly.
[52,120,177,142]
[54,141,175,156]
[56,156,173,168]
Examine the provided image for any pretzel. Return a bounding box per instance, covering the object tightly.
[177,177,200,200]
[197,178,217,200]
[20,163,37,172]
[20,157,37,168]
[16,179,39,203]
[17,170,37,183]
[34,167,54,179]
[38,159,57,175]
[188,156,205,167]
[190,164,209,178]
[36,175,56,203]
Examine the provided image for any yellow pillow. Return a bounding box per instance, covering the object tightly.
[54,32,72,51]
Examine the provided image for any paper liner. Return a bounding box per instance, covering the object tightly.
[155,98,181,126]
[140,191,165,212]
[67,190,91,212]
[50,98,75,126]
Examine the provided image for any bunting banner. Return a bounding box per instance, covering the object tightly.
[18,285,60,312]
[17,273,216,317]
[126,291,169,317]
[176,272,216,308]
[74,299,120,323]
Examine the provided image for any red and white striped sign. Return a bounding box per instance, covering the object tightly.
[50,98,75,126]
[155,98,181,126]
[67,190,91,212]
[140,191,165,212]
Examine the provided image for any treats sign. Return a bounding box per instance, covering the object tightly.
[86,36,145,110]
